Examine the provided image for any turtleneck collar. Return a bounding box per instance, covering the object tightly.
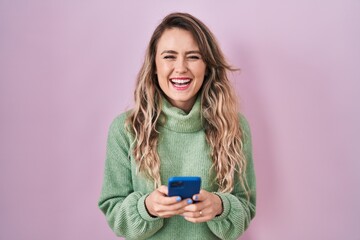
[159,96,203,133]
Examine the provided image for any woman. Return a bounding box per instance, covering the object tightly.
[98,12,256,240]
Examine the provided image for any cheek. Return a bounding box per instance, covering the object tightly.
[195,67,206,79]
[156,71,169,88]
[156,61,172,76]
[192,62,206,75]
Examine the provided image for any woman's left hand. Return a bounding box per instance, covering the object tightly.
[181,189,223,223]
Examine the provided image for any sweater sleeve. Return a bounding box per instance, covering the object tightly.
[206,115,256,240]
[98,115,164,240]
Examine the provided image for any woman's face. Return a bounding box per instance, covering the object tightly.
[155,28,206,112]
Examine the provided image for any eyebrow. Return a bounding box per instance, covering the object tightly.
[160,50,201,55]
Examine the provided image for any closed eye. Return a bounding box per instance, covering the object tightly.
[163,55,176,59]
[188,55,201,60]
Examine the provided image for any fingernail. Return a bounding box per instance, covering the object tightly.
[176,196,181,202]
[194,195,198,201]
[187,199,193,204]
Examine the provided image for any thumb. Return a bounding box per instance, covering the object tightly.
[157,185,169,196]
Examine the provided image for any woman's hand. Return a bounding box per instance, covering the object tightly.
[181,189,223,223]
[145,185,192,218]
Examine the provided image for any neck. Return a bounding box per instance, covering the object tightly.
[165,96,197,114]
[160,96,203,133]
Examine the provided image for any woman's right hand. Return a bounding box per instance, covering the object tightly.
[145,185,192,218]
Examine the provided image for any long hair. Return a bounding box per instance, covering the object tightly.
[126,12,249,194]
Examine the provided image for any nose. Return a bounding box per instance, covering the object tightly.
[174,57,188,73]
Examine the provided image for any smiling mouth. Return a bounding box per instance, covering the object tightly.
[170,78,191,87]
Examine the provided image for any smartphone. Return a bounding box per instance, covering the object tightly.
[168,176,201,199]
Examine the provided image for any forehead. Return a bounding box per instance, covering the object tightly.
[156,28,199,52]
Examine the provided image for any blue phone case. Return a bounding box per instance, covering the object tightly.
[168,176,201,199]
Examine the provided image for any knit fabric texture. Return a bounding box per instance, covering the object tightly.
[98,97,256,240]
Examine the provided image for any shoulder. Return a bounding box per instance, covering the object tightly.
[108,110,133,136]
[238,113,252,140]
[111,110,131,126]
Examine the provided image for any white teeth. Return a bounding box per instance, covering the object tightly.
[170,79,191,84]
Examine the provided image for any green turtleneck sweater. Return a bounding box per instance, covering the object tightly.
[98,98,256,240]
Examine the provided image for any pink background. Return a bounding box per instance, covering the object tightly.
[1,1,359,239]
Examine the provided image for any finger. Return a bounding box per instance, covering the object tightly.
[159,199,191,212]
[158,208,186,218]
[155,194,182,205]
[192,189,208,202]
[155,198,192,215]
[181,209,205,218]
[164,196,179,205]
[153,186,181,205]
[182,208,210,222]
[184,215,209,223]
[181,211,212,223]
[183,201,206,212]
[155,200,190,218]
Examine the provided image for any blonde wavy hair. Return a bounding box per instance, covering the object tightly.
[127,12,248,194]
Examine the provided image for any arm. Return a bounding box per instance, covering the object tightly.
[98,115,164,240]
[206,115,256,239]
